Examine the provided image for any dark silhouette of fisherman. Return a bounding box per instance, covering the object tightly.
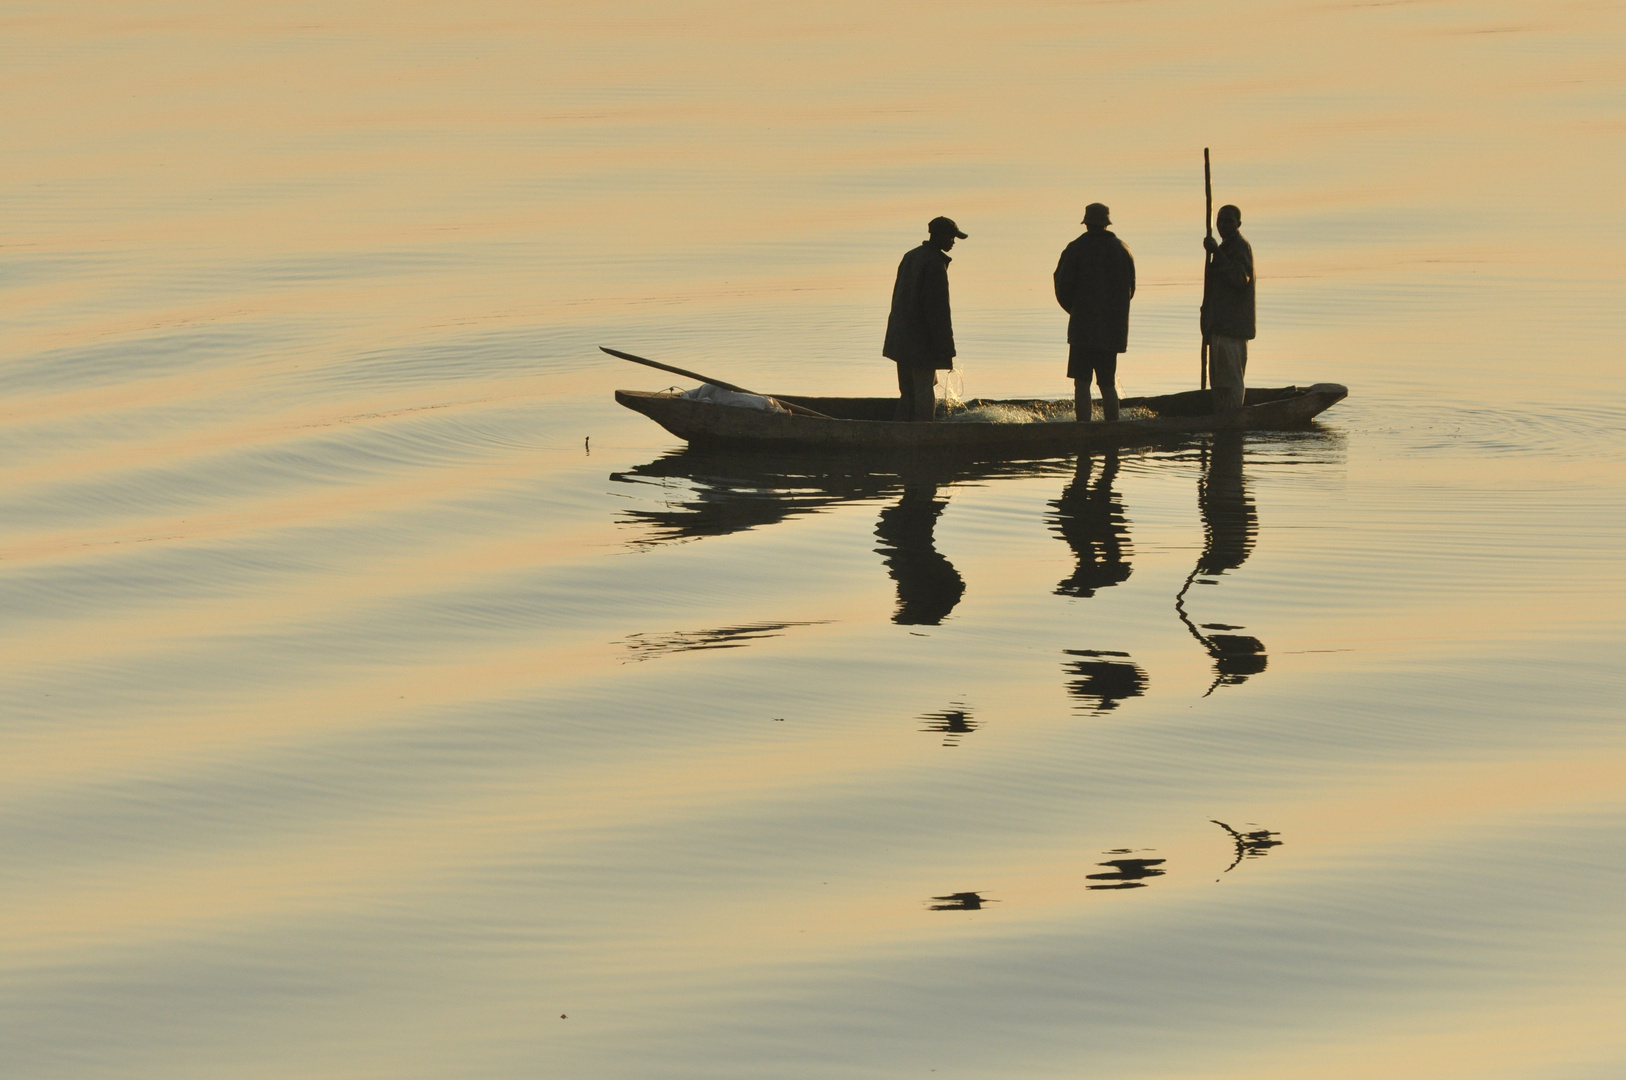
[874,481,964,624]
[1176,433,1267,694]
[884,216,965,422]
[1201,204,1256,415]
[1054,203,1135,422]
[1049,451,1131,597]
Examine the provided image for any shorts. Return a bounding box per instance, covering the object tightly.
[1068,344,1118,385]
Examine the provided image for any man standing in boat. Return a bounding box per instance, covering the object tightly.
[1054,203,1136,422]
[1201,204,1256,415]
[884,216,966,421]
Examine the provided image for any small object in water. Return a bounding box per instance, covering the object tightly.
[1086,856,1167,889]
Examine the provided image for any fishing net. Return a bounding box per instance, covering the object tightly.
[937,400,1158,424]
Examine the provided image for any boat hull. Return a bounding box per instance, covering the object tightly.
[614,383,1347,452]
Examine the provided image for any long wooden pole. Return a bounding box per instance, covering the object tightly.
[599,346,834,419]
[1202,147,1212,391]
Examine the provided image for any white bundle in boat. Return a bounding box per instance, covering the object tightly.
[680,383,788,413]
[940,400,1156,423]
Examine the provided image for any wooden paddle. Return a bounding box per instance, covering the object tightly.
[599,346,835,419]
[1201,147,1212,391]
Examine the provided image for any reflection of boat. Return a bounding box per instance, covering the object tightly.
[616,384,1347,451]
[1176,432,1267,695]
[609,448,1072,546]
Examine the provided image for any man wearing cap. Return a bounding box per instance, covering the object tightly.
[1054,203,1136,422]
[884,216,966,422]
[1201,204,1255,415]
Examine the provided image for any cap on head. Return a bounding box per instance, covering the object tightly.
[1082,203,1111,226]
[928,216,968,239]
[1217,204,1241,224]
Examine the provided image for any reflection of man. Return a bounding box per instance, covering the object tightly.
[1050,451,1131,597]
[1197,432,1255,575]
[1201,204,1256,416]
[874,482,964,624]
[1178,432,1266,693]
[884,216,966,422]
[1054,203,1135,422]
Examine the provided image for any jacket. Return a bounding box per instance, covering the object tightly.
[884,242,956,370]
[1054,230,1136,353]
[1201,234,1255,341]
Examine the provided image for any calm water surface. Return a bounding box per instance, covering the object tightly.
[4,4,1625,1078]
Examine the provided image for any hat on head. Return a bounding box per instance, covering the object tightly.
[928,216,968,239]
[1082,203,1111,226]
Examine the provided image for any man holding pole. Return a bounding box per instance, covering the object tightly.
[1054,202,1136,422]
[1201,204,1255,415]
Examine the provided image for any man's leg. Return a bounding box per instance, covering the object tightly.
[1098,352,1120,422]
[1208,336,1246,414]
[909,367,936,421]
[1069,342,1090,421]
[896,364,934,421]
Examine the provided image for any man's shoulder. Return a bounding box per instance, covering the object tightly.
[1060,232,1102,258]
[901,242,943,265]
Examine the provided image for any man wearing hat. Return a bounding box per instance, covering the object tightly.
[884,216,966,422]
[1201,204,1255,415]
[1054,203,1136,422]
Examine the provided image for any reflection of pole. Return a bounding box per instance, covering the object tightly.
[1174,563,1228,697]
[1175,441,1229,698]
[1201,148,1213,391]
[1212,819,1248,873]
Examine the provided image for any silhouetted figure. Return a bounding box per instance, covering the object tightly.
[1212,820,1282,872]
[1063,650,1147,713]
[1086,857,1166,890]
[1049,451,1131,597]
[884,216,965,421]
[1176,433,1267,694]
[1055,203,1135,422]
[874,482,964,624]
[1201,204,1255,415]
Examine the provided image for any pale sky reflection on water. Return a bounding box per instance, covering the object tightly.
[3,3,1626,1079]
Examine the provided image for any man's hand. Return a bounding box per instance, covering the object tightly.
[1203,236,1219,254]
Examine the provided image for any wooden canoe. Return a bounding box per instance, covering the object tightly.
[615,383,1347,451]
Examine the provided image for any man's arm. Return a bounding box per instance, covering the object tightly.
[924,259,955,357]
[1053,246,1076,314]
[1122,243,1136,301]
